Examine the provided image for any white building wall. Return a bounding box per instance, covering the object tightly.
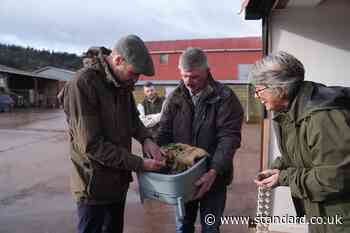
[269,0,350,86]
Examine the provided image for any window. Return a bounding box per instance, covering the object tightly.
[160,54,169,64]
[237,64,253,81]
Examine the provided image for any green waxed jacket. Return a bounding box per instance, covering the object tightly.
[63,50,151,204]
[271,81,350,233]
[141,96,165,115]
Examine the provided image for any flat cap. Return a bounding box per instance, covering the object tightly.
[115,35,154,76]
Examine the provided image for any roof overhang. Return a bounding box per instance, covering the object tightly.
[278,0,325,8]
[244,0,277,20]
[0,66,45,79]
[244,0,326,20]
[0,65,71,82]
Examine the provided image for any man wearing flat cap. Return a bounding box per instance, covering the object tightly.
[62,34,165,233]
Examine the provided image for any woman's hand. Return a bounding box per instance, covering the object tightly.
[254,169,280,188]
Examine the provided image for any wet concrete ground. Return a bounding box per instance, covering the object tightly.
[0,109,261,233]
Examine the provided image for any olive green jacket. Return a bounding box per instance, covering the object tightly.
[271,81,350,233]
[63,51,151,204]
[141,96,165,115]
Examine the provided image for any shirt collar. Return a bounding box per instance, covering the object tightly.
[185,86,204,98]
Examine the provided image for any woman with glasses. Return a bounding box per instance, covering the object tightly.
[250,51,350,233]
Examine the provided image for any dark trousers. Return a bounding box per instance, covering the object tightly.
[176,182,227,233]
[77,199,126,233]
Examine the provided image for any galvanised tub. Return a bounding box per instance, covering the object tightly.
[138,156,208,220]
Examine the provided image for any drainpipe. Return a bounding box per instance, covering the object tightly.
[259,14,270,171]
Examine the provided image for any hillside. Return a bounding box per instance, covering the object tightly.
[0,44,82,71]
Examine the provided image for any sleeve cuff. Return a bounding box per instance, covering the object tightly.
[210,163,224,176]
[130,154,144,172]
[278,169,289,186]
[271,157,284,170]
[141,137,153,145]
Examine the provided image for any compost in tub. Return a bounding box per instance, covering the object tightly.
[137,143,208,219]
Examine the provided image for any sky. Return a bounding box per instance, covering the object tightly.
[0,0,261,55]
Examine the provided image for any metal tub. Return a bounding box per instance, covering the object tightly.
[137,157,208,220]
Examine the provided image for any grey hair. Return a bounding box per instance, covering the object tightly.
[178,47,208,70]
[249,51,305,99]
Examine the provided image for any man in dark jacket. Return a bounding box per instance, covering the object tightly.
[251,51,350,233]
[63,35,164,233]
[157,47,244,233]
[137,81,165,138]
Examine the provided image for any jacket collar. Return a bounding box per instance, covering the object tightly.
[274,81,350,124]
[144,95,162,104]
[273,82,313,124]
[174,72,220,104]
[90,52,130,90]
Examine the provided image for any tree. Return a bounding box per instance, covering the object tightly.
[0,43,82,71]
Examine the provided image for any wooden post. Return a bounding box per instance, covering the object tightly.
[34,78,38,107]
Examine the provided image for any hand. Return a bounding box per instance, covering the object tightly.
[147,118,157,128]
[143,138,163,161]
[254,169,280,188]
[193,169,217,200]
[143,159,165,171]
[140,116,153,127]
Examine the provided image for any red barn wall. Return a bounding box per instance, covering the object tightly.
[139,37,262,81]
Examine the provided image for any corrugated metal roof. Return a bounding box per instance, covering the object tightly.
[0,64,76,82]
[0,64,45,79]
[34,66,76,81]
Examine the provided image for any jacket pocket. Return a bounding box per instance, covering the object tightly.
[87,168,129,202]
